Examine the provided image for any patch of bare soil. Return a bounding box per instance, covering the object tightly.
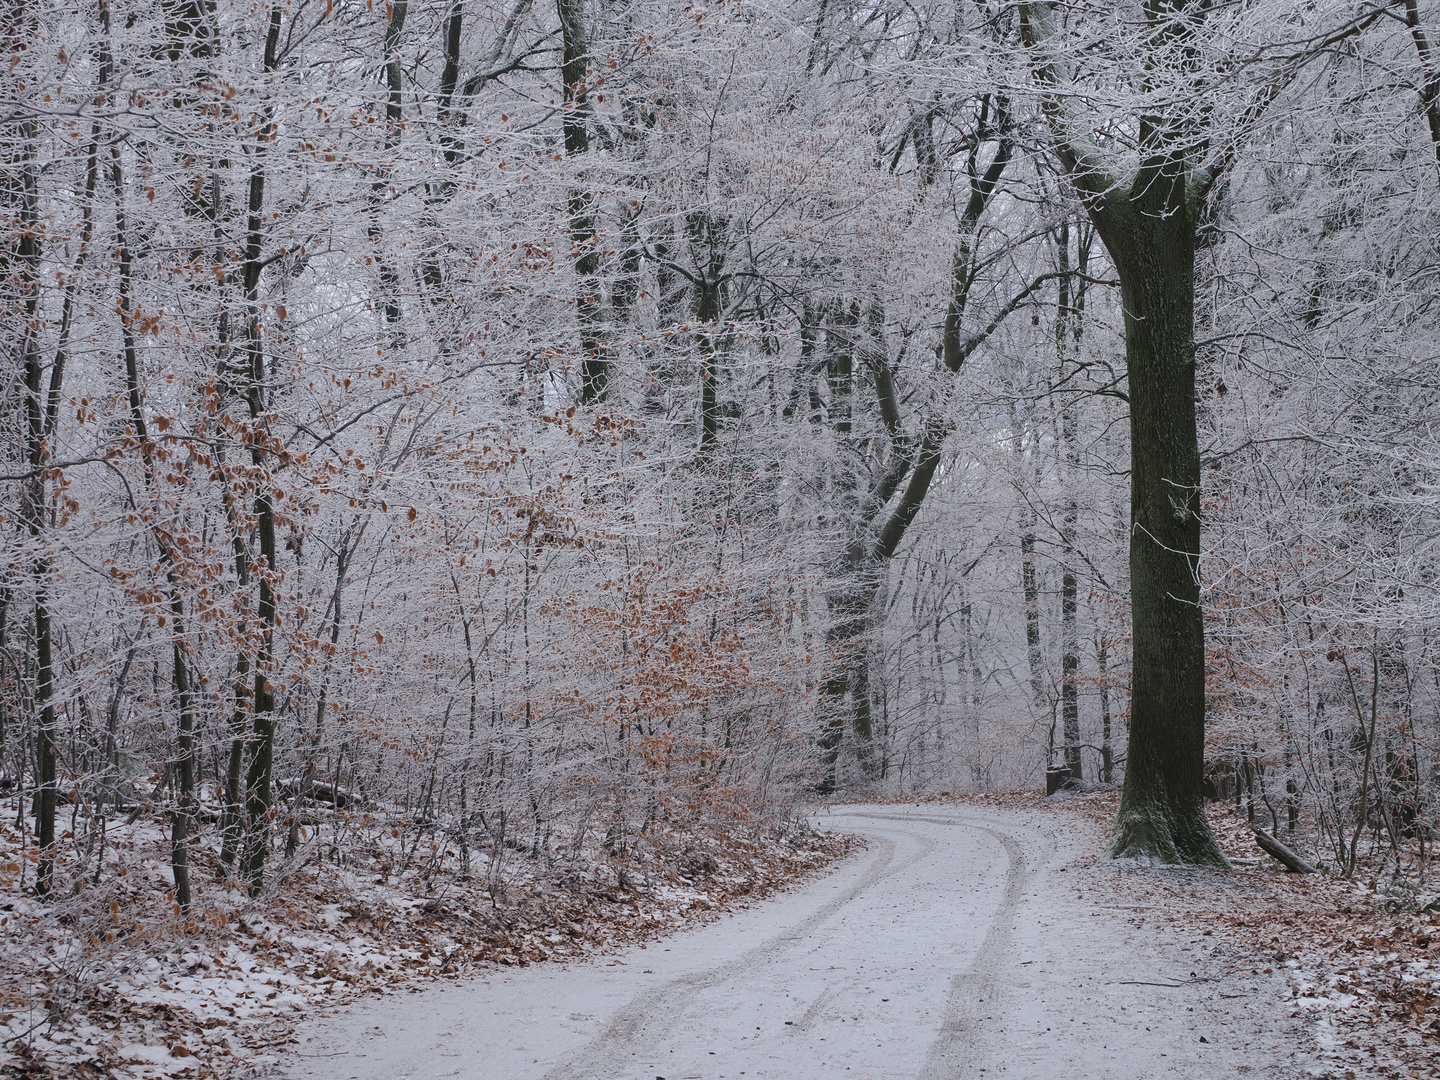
[0,802,858,1079]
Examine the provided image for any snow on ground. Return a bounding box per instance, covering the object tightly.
[1056,795,1440,1080]
[6,793,1435,1078]
[277,799,1321,1080]
[0,797,851,1079]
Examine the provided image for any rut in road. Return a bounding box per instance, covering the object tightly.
[544,812,1015,1080]
[857,814,1028,1080]
[283,804,1312,1080]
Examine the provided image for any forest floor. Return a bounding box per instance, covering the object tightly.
[1,792,1436,1078]
[0,796,855,1079]
[1057,792,1440,1080]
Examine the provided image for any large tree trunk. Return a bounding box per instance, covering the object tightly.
[1018,0,1230,863]
[1097,192,1224,865]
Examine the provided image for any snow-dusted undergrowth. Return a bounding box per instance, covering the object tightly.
[0,796,855,1078]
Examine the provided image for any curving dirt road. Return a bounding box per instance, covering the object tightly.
[281,804,1313,1080]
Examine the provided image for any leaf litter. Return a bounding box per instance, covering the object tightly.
[0,795,858,1079]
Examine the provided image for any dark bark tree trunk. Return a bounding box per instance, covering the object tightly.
[16,135,55,901]
[558,0,606,403]
[697,278,720,458]
[211,424,251,878]
[1404,0,1440,182]
[1021,516,1044,719]
[369,0,407,346]
[1096,627,1114,784]
[1056,220,1089,783]
[1060,541,1080,780]
[1094,192,1221,863]
[5,0,55,896]
[238,9,285,894]
[1022,0,1224,863]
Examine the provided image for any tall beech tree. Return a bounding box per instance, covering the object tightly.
[1019,0,1232,863]
[1018,0,1381,861]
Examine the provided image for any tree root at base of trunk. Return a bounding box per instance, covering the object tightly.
[1105,800,1229,867]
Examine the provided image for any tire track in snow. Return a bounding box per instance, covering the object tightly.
[541,824,932,1080]
[836,811,1031,1078]
[287,805,1314,1080]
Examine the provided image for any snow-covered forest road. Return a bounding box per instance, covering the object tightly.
[281,804,1310,1080]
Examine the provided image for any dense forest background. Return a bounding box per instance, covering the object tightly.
[4,0,1439,912]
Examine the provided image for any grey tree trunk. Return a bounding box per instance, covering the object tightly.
[1055,220,1090,784]
[1021,515,1044,723]
[1096,626,1114,784]
[213,432,250,881]
[369,0,407,345]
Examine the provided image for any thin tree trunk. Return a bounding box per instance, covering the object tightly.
[1022,516,1045,724]
[1056,221,1085,783]
[238,8,285,894]
[369,0,407,346]
[214,431,250,880]
[558,0,605,402]
[6,0,54,895]
[697,279,720,458]
[1096,627,1113,784]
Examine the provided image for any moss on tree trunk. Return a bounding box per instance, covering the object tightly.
[1095,186,1225,866]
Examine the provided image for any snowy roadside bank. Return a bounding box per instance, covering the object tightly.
[6,790,1434,1079]
[937,790,1439,1080]
[1052,793,1440,1080]
[280,800,1320,1080]
[0,801,855,1079]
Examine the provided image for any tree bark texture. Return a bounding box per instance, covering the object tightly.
[1021,0,1225,864]
[238,8,284,893]
[558,0,606,403]
[1095,190,1223,864]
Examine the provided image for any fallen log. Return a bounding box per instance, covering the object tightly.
[1252,826,1317,874]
